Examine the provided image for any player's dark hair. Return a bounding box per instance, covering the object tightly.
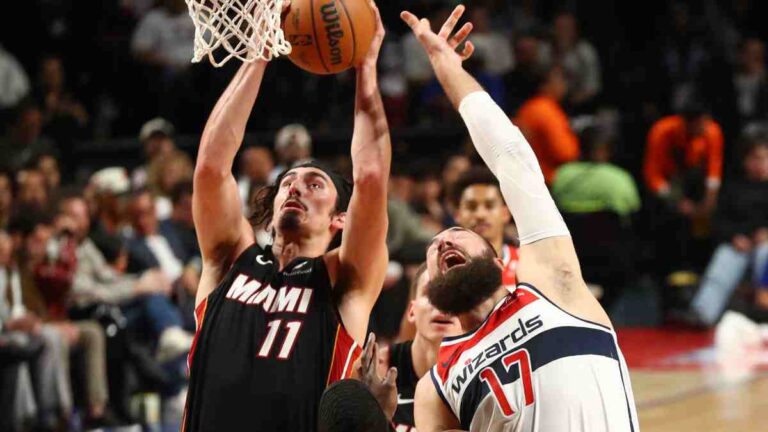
[317,380,390,432]
[450,166,502,207]
[426,253,502,315]
[408,262,428,301]
[249,161,352,251]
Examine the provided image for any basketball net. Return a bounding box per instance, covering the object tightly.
[185,0,292,67]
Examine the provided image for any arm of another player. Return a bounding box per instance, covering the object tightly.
[192,61,270,306]
[414,375,463,432]
[401,6,608,323]
[330,1,392,344]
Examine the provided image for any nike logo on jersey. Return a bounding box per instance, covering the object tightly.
[256,255,273,265]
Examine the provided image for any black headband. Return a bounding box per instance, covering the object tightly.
[277,161,353,213]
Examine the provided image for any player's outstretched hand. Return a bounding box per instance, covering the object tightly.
[357,332,398,421]
[401,5,474,66]
[358,0,386,70]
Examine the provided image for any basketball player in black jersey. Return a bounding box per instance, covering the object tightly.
[182,2,391,431]
[382,264,461,431]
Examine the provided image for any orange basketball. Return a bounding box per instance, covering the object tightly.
[283,0,376,75]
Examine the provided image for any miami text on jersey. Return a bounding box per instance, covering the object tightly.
[224,273,313,314]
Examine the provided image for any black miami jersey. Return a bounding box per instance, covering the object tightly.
[389,341,418,431]
[182,243,361,432]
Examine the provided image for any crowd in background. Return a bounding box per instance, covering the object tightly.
[2,0,768,431]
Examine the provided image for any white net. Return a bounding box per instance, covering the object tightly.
[185,0,292,67]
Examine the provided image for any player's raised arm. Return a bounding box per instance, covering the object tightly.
[330,1,391,343]
[192,60,268,305]
[401,6,606,320]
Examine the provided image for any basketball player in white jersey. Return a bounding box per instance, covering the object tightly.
[401,6,639,431]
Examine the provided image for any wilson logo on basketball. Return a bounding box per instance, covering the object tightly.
[320,1,344,65]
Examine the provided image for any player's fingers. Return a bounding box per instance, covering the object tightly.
[460,41,475,61]
[400,11,420,30]
[438,5,466,39]
[384,367,398,386]
[449,22,473,49]
[438,5,466,37]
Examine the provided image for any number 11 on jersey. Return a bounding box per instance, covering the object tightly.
[258,320,303,360]
[479,348,535,416]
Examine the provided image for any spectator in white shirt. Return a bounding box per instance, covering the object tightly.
[468,6,514,77]
[130,0,195,72]
[268,123,313,184]
[551,12,602,110]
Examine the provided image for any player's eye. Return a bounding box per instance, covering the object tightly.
[309,182,321,189]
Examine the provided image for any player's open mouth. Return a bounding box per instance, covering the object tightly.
[440,250,467,273]
[282,200,306,211]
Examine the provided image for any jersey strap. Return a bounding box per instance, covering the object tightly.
[435,288,539,384]
[325,324,362,386]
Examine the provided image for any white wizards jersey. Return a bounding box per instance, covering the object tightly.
[430,283,639,432]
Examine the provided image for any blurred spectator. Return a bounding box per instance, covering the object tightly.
[130,0,195,73]
[714,38,768,138]
[451,167,518,286]
[17,210,114,427]
[644,102,724,274]
[0,45,30,110]
[16,169,49,211]
[379,40,409,128]
[411,166,447,233]
[35,153,61,194]
[553,125,641,220]
[147,150,193,220]
[0,224,72,431]
[166,181,198,262]
[35,54,89,137]
[401,8,446,86]
[550,12,602,110]
[552,126,641,304]
[269,123,313,183]
[468,6,514,77]
[0,171,13,230]
[644,103,723,217]
[515,65,580,183]
[687,133,768,326]
[658,2,712,112]
[238,146,274,211]
[61,194,192,363]
[125,189,187,283]
[440,153,471,214]
[0,100,56,172]
[133,117,177,189]
[504,32,550,113]
[88,167,131,257]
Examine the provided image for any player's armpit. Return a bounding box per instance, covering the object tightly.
[414,375,462,432]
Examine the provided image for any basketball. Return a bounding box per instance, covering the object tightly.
[283,0,377,75]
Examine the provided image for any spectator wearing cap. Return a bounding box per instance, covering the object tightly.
[147,149,193,220]
[132,117,177,189]
[268,123,313,184]
[644,101,724,275]
[0,100,56,173]
[88,167,131,259]
[515,65,580,184]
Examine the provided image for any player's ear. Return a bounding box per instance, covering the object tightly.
[494,257,504,271]
[407,300,417,324]
[331,211,346,231]
[502,207,511,224]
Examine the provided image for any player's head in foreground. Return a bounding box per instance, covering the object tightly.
[407,263,461,342]
[452,167,511,254]
[425,227,504,316]
[249,161,352,250]
[317,379,391,432]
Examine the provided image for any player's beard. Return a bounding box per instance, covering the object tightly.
[277,210,302,233]
[426,255,502,315]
